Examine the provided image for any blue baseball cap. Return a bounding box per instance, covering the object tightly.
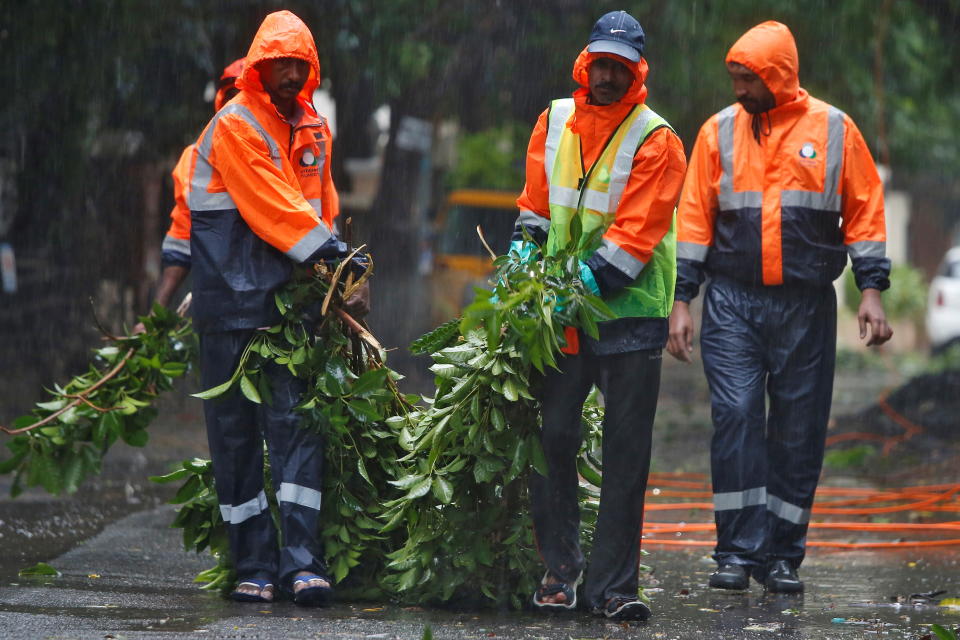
[587,10,645,62]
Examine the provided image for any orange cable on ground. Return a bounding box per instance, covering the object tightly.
[638,472,960,550]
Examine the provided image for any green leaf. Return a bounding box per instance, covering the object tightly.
[149,468,190,484]
[122,428,149,447]
[239,376,261,404]
[192,377,236,400]
[431,476,454,504]
[931,625,959,640]
[405,476,433,500]
[356,456,373,487]
[18,562,60,577]
[389,474,425,489]
[350,368,389,397]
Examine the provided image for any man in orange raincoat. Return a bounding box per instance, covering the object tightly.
[184,11,364,606]
[151,58,245,308]
[667,21,893,593]
[514,10,686,621]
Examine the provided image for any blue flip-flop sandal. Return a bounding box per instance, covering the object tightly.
[291,573,333,606]
[231,578,274,603]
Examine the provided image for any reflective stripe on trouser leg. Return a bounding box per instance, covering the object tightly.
[200,330,277,580]
[763,285,836,566]
[259,359,326,584]
[583,349,661,611]
[701,279,770,569]
[530,352,592,586]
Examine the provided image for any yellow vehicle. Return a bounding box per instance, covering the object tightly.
[429,189,518,325]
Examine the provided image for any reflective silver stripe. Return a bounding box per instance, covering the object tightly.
[544,99,575,184]
[824,107,845,209]
[286,223,334,262]
[847,240,886,259]
[717,106,761,211]
[549,184,580,209]
[713,486,767,511]
[517,209,551,233]
[596,237,645,279]
[606,108,657,212]
[767,494,810,525]
[781,189,838,210]
[278,482,322,511]
[582,188,611,213]
[677,241,709,262]
[219,490,268,525]
[162,235,190,256]
[189,104,282,211]
[307,197,323,219]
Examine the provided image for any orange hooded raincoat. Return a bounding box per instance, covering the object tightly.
[160,58,246,269]
[675,21,889,301]
[184,11,342,333]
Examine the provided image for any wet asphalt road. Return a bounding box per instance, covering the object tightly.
[0,500,958,639]
[1,363,959,638]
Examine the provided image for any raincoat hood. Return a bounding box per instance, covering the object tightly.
[236,10,321,107]
[572,47,649,105]
[214,57,245,112]
[725,21,799,107]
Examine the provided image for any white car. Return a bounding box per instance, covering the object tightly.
[926,246,960,353]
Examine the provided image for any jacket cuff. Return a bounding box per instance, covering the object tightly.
[161,250,191,269]
[304,235,349,263]
[675,258,706,302]
[852,256,891,292]
[585,252,634,296]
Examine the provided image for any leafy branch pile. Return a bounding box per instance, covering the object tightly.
[162,256,415,597]
[380,236,611,608]
[0,304,196,496]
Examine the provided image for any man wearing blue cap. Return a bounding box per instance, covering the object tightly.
[513,10,686,621]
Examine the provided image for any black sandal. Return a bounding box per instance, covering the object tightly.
[532,571,581,610]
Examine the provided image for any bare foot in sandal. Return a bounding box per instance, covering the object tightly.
[293,571,330,595]
[231,579,274,603]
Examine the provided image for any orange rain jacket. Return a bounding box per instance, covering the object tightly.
[675,21,889,302]
[160,58,245,269]
[185,11,343,333]
[516,48,687,302]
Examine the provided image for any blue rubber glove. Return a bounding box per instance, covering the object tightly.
[578,260,601,296]
[508,240,539,264]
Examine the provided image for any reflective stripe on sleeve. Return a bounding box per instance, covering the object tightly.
[677,241,709,262]
[278,482,322,511]
[162,235,190,256]
[847,240,886,259]
[596,237,646,279]
[286,223,334,263]
[517,209,551,234]
[219,490,269,525]
[713,486,767,511]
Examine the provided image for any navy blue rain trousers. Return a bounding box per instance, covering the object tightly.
[530,348,662,610]
[200,330,326,586]
[701,277,836,575]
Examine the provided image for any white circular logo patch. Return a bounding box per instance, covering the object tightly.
[302,150,316,165]
[799,143,816,159]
